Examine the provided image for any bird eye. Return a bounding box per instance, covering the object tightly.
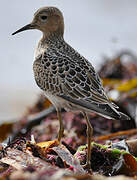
[40,15,47,21]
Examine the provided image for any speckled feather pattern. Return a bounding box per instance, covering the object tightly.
[33,36,122,119]
[34,37,105,98]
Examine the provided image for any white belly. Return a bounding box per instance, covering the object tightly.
[44,91,66,110]
[44,91,81,112]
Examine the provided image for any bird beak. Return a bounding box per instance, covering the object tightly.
[12,23,36,35]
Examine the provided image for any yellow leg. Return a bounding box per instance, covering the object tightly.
[56,108,64,142]
[83,112,93,170]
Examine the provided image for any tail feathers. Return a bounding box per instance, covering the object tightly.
[99,110,131,121]
[92,104,131,121]
[118,112,131,121]
[59,95,131,120]
[104,103,131,120]
[106,103,131,120]
[91,104,131,121]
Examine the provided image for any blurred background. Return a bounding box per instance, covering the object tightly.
[0,0,137,121]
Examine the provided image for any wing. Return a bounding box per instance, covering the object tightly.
[41,44,112,105]
[33,42,130,120]
[61,58,109,104]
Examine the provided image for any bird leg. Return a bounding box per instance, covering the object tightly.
[83,112,93,170]
[56,108,64,142]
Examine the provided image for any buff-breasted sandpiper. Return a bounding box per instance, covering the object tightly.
[12,7,130,170]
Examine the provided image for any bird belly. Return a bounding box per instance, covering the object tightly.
[44,91,80,112]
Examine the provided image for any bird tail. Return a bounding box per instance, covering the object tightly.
[89,103,130,121]
[117,112,130,121]
[59,95,130,121]
[96,109,130,121]
[103,102,130,121]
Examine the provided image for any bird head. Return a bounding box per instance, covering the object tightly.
[12,7,64,38]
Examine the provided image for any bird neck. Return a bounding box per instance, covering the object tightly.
[41,32,64,46]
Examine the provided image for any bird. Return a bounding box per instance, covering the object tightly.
[12,6,130,170]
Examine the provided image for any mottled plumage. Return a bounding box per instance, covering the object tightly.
[12,6,130,169]
[33,35,128,120]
